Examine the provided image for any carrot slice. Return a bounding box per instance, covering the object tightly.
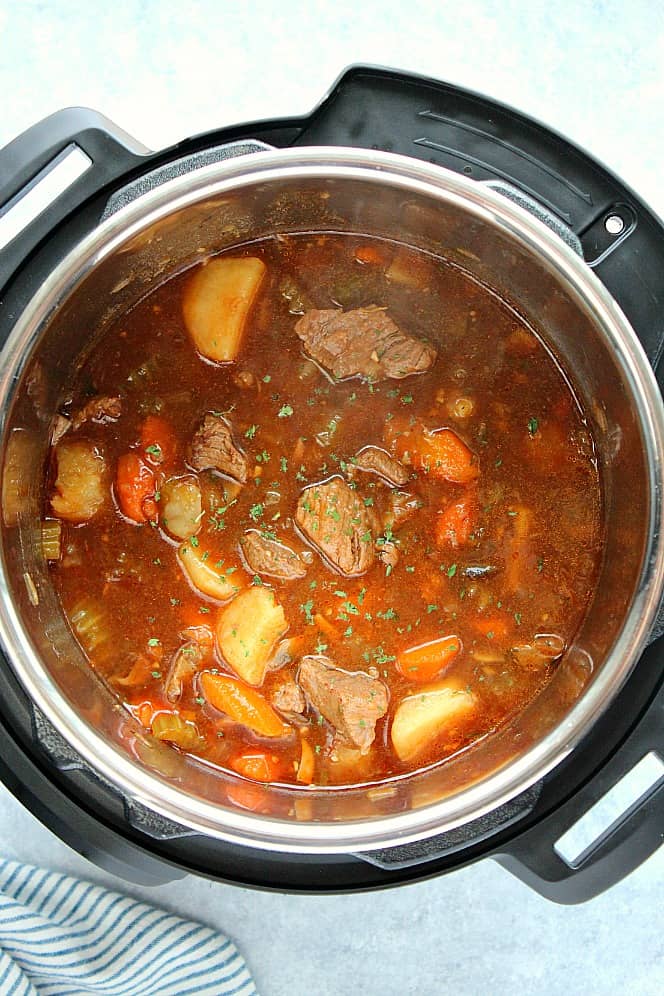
[141,415,178,468]
[435,492,476,548]
[200,672,291,738]
[474,615,512,641]
[504,504,533,593]
[397,635,461,683]
[230,749,283,782]
[115,452,157,523]
[388,420,479,484]
[313,613,340,642]
[413,428,478,483]
[135,702,154,728]
[354,244,387,266]
[226,781,271,813]
[296,738,315,784]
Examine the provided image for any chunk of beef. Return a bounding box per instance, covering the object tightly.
[351,445,409,486]
[295,476,375,576]
[240,530,307,580]
[294,305,437,381]
[164,642,203,702]
[71,396,122,431]
[188,413,247,483]
[382,489,422,532]
[270,678,306,715]
[298,655,389,753]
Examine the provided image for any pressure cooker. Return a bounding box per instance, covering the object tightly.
[0,66,661,903]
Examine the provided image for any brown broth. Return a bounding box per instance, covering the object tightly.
[48,233,603,788]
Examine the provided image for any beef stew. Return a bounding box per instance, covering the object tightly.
[45,233,603,790]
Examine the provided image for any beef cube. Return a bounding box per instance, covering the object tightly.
[351,445,409,486]
[298,655,388,753]
[296,476,375,576]
[71,395,122,430]
[294,305,436,382]
[270,679,306,715]
[164,642,203,702]
[382,490,422,532]
[240,530,307,580]
[188,413,247,483]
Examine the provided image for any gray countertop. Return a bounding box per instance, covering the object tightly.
[1,2,663,993]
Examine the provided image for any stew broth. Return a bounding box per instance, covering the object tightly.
[46,234,603,789]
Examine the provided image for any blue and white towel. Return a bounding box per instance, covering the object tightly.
[0,860,256,995]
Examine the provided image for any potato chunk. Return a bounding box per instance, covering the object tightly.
[391,681,476,762]
[182,257,266,363]
[160,476,202,540]
[216,586,287,686]
[177,542,241,602]
[51,440,107,523]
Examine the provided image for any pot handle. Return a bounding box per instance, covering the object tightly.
[0,108,151,294]
[494,678,664,903]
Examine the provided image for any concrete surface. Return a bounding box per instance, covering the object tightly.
[0,2,662,994]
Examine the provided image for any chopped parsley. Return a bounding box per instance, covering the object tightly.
[528,417,539,436]
[301,599,315,625]
[245,424,258,439]
[277,404,294,418]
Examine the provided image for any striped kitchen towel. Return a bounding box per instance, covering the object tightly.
[0,859,257,995]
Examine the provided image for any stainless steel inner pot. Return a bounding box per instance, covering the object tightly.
[0,147,662,855]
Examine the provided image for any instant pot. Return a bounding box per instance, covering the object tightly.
[0,66,662,903]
